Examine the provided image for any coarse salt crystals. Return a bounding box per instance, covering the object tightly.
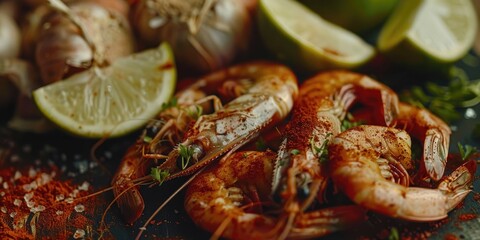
[74,204,85,213]
[73,229,85,239]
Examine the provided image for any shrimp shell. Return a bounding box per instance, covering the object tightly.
[329,125,476,221]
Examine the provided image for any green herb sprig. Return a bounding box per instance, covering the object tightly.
[160,97,178,112]
[401,67,480,123]
[150,168,170,185]
[186,105,203,120]
[388,227,400,240]
[341,113,363,132]
[310,133,332,163]
[457,143,478,161]
[178,144,194,170]
[255,138,268,151]
[290,149,300,155]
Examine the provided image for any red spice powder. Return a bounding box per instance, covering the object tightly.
[458,213,477,222]
[0,165,96,239]
[444,233,459,240]
[473,193,480,202]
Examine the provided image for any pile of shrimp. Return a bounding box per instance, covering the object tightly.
[110,62,476,240]
[1,1,476,239]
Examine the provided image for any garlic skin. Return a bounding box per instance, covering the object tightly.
[131,0,252,73]
[31,0,136,84]
[0,14,21,58]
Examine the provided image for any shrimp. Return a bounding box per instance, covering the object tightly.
[394,102,452,182]
[271,70,400,217]
[114,61,298,226]
[184,150,366,239]
[156,61,298,180]
[328,125,476,221]
[191,70,395,238]
[111,87,209,224]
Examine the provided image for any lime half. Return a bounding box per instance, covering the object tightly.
[378,0,477,70]
[257,0,375,72]
[33,43,176,138]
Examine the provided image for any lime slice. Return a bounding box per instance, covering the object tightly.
[257,0,375,72]
[298,0,399,33]
[378,0,477,70]
[33,43,176,138]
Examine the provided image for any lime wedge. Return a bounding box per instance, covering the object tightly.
[257,0,375,72]
[33,43,176,138]
[298,0,399,33]
[378,0,477,70]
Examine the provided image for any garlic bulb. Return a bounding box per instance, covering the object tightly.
[29,0,136,84]
[131,0,252,73]
[0,59,51,133]
[0,11,21,58]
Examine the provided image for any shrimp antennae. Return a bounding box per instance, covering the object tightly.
[99,181,149,232]
[135,166,207,240]
[65,176,154,205]
[90,135,112,175]
[89,117,165,175]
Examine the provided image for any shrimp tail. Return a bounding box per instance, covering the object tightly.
[289,205,367,239]
[396,103,451,182]
[438,160,477,212]
[422,127,450,181]
[399,159,476,222]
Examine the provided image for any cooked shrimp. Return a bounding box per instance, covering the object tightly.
[157,61,298,180]
[185,150,366,239]
[111,87,209,224]
[113,61,298,227]
[272,70,400,212]
[395,102,452,182]
[329,125,476,221]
